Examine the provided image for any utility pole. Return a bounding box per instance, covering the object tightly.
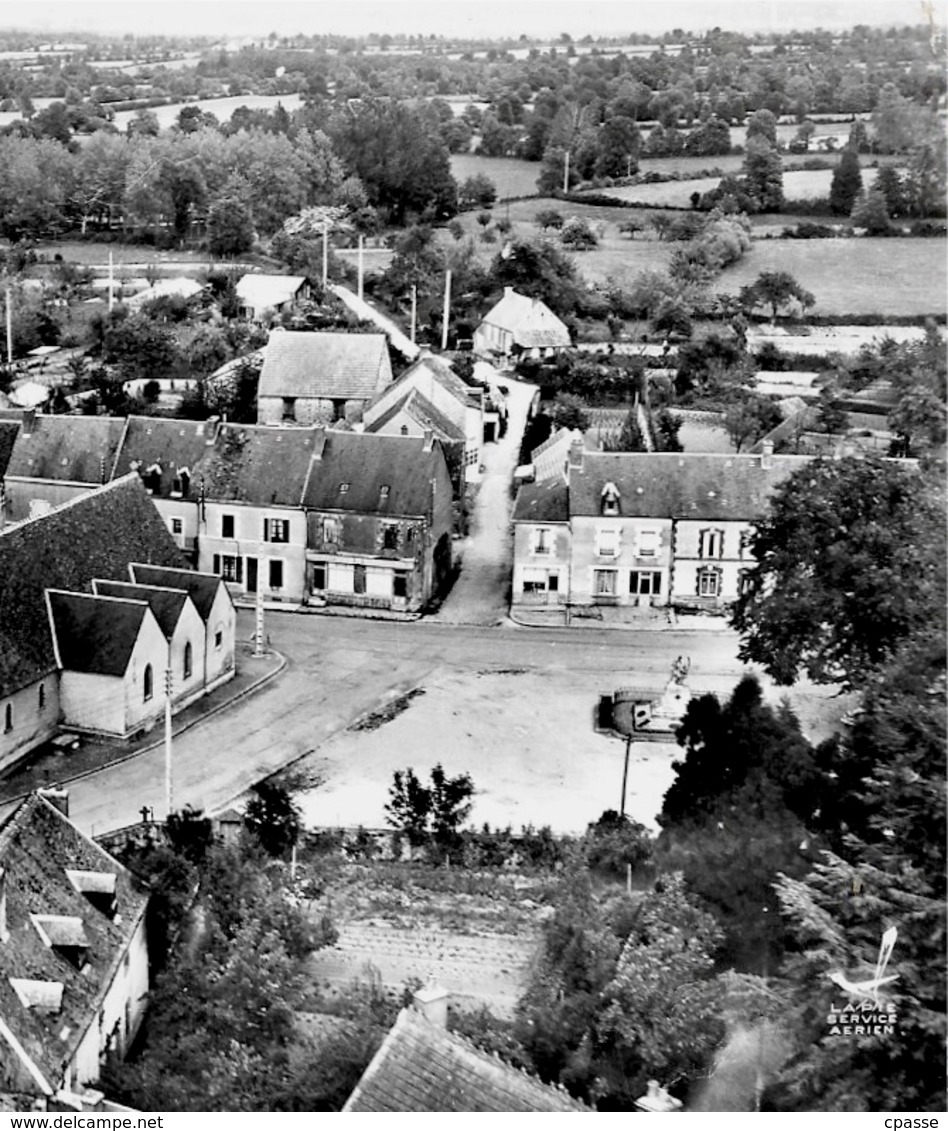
[563,149,570,193]
[322,220,329,290]
[357,234,364,302]
[4,286,11,366]
[441,269,451,351]
[410,284,417,344]
[254,583,265,657]
[620,733,631,817]
[164,666,173,820]
[108,251,115,313]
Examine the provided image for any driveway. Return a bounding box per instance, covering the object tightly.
[431,377,536,626]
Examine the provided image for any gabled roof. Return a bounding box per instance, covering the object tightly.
[399,351,477,406]
[303,431,446,517]
[126,277,206,307]
[512,477,570,524]
[111,417,216,499]
[0,794,149,1096]
[235,275,307,310]
[478,288,570,349]
[366,387,466,443]
[128,565,224,623]
[47,591,150,677]
[5,416,126,486]
[0,421,18,480]
[91,580,190,641]
[196,424,319,507]
[258,330,391,401]
[569,453,813,521]
[343,1008,589,1112]
[0,476,184,698]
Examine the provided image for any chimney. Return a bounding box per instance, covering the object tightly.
[38,787,69,819]
[760,439,774,470]
[567,436,584,475]
[503,286,513,298]
[0,867,8,943]
[422,428,434,452]
[21,409,35,437]
[412,980,449,1027]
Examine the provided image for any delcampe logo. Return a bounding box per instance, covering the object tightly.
[826,926,899,1037]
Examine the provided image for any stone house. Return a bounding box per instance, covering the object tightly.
[0,792,149,1101]
[256,330,393,426]
[472,287,571,362]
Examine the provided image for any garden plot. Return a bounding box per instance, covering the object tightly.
[748,323,943,356]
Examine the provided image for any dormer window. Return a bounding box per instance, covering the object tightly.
[601,482,621,516]
[31,915,90,971]
[144,464,162,495]
[9,979,64,1014]
[66,870,117,920]
[339,483,350,494]
[380,485,390,501]
[171,469,191,498]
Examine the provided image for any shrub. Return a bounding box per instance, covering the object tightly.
[584,810,653,878]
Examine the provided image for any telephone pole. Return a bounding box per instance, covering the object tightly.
[164,666,173,820]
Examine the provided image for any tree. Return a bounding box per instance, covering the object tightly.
[559,215,598,249]
[829,147,863,215]
[428,763,474,849]
[742,138,784,212]
[872,166,906,219]
[207,193,255,257]
[458,173,497,211]
[739,271,815,322]
[535,208,564,231]
[723,393,781,452]
[385,765,474,851]
[547,392,590,432]
[385,767,431,848]
[103,310,180,381]
[731,458,947,687]
[243,780,302,858]
[745,108,778,148]
[850,188,891,234]
[601,409,647,452]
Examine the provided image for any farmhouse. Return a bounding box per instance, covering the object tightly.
[0,792,149,1104]
[235,274,310,322]
[256,330,393,426]
[512,442,811,613]
[473,287,571,362]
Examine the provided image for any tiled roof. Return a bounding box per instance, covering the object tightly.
[196,424,319,506]
[258,330,391,401]
[303,432,445,516]
[344,1008,589,1112]
[128,565,223,623]
[0,421,19,480]
[479,289,570,349]
[111,417,216,499]
[236,274,306,309]
[512,478,570,524]
[0,476,185,697]
[47,591,149,676]
[6,416,126,486]
[569,452,813,520]
[91,580,189,641]
[0,794,148,1095]
[366,388,466,443]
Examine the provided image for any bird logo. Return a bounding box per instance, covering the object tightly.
[828,927,899,1008]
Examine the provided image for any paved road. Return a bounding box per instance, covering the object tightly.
[64,611,749,838]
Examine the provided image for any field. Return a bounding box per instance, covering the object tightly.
[715,237,948,317]
[450,154,540,199]
[589,167,845,208]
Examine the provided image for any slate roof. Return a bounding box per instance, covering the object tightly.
[258,331,391,401]
[303,432,445,516]
[343,1008,589,1113]
[512,478,570,524]
[0,794,149,1096]
[400,351,478,406]
[479,288,571,349]
[0,475,185,698]
[91,580,189,641]
[366,387,466,443]
[110,417,217,498]
[128,565,223,623]
[569,453,813,521]
[0,421,19,480]
[196,424,319,506]
[5,416,126,485]
[236,274,307,310]
[47,591,150,676]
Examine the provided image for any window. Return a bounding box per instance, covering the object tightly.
[170,517,184,536]
[466,448,479,467]
[400,425,409,436]
[3,704,11,733]
[38,684,45,710]
[269,560,284,590]
[382,525,399,551]
[697,567,722,598]
[638,529,660,558]
[143,665,153,702]
[339,483,350,495]
[739,529,753,559]
[322,517,340,545]
[630,570,662,596]
[264,518,290,543]
[533,528,552,555]
[596,528,619,558]
[522,568,559,595]
[183,642,192,680]
[739,569,754,597]
[214,627,223,650]
[393,571,409,599]
[171,471,190,498]
[594,569,617,597]
[601,482,621,516]
[281,397,297,422]
[221,514,235,539]
[380,485,390,501]
[332,399,346,422]
[312,563,327,590]
[699,528,725,559]
[220,555,243,583]
[353,564,366,594]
